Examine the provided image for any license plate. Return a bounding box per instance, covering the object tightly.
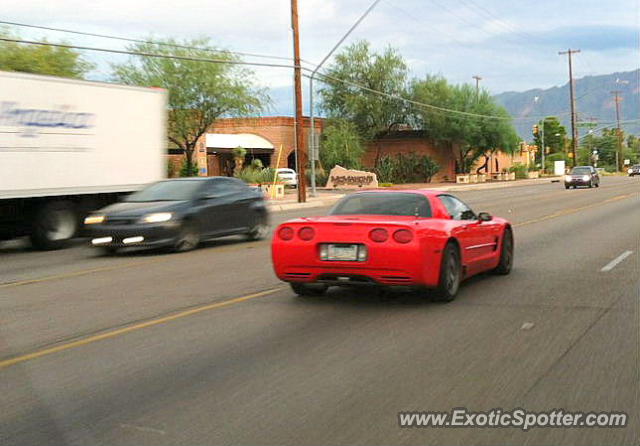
[327,244,358,261]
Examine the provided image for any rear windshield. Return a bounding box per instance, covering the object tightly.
[330,192,432,217]
[571,167,591,174]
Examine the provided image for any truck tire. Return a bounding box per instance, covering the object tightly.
[30,201,78,250]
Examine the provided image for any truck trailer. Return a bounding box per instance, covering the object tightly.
[0,70,166,249]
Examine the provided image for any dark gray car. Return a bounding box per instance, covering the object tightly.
[84,177,269,253]
[564,166,600,189]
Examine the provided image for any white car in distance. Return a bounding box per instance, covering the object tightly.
[276,168,298,187]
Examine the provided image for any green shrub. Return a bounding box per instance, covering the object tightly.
[508,162,528,179]
[374,152,440,184]
[235,166,277,184]
[305,169,328,187]
[179,159,199,177]
[379,182,394,187]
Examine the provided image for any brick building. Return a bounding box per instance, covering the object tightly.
[168,116,323,177]
[168,116,532,181]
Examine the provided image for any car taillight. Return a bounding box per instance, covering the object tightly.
[298,227,315,241]
[369,228,388,242]
[393,229,413,243]
[278,227,294,240]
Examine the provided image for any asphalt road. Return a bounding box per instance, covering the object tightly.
[1,177,638,445]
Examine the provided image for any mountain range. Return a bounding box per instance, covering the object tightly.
[266,69,640,140]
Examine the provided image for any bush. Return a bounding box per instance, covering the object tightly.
[508,162,528,179]
[179,159,199,177]
[235,166,277,184]
[305,169,329,187]
[374,152,440,184]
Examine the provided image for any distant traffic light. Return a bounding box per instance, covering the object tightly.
[532,124,539,136]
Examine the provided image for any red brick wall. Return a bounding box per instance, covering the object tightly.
[205,116,323,169]
[364,137,457,182]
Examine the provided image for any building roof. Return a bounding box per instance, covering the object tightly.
[205,133,274,150]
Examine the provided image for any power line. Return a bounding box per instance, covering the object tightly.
[0,19,315,65]
[0,37,296,69]
[2,36,566,123]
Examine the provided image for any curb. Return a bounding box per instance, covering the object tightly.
[268,197,344,212]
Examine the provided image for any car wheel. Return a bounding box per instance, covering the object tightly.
[433,242,461,302]
[588,180,593,188]
[30,201,78,250]
[290,282,328,296]
[247,212,269,241]
[595,181,600,187]
[493,227,514,275]
[173,220,200,252]
[564,184,570,189]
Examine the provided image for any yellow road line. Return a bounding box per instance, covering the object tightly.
[513,193,636,228]
[0,287,283,370]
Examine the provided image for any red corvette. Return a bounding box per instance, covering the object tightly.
[271,190,513,301]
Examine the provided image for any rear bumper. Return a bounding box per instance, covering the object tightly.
[87,222,180,249]
[272,242,442,287]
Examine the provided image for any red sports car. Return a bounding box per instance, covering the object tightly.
[271,190,513,301]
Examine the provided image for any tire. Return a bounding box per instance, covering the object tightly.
[246,212,269,241]
[173,220,200,252]
[588,180,593,188]
[433,242,462,302]
[595,181,599,188]
[493,227,514,275]
[30,201,78,250]
[564,184,570,189]
[290,282,328,296]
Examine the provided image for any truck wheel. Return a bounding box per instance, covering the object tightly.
[30,201,78,250]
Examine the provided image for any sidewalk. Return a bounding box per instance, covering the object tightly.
[267,176,560,212]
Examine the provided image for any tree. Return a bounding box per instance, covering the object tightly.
[232,146,247,176]
[319,41,409,140]
[0,28,93,78]
[410,76,519,173]
[112,37,268,175]
[533,116,567,162]
[319,119,364,170]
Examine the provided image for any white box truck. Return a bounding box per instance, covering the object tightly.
[0,71,167,249]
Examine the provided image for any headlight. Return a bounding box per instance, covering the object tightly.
[141,212,173,223]
[582,175,590,181]
[564,175,572,182]
[629,168,633,174]
[84,215,105,225]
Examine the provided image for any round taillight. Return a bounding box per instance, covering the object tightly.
[369,228,388,242]
[278,227,294,240]
[393,229,413,243]
[298,227,315,241]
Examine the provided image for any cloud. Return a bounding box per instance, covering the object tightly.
[535,25,638,51]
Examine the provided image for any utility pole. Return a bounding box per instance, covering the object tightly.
[611,90,623,171]
[291,0,306,202]
[308,0,382,196]
[558,49,580,166]
[472,75,482,98]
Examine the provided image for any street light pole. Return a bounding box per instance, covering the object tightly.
[308,0,382,196]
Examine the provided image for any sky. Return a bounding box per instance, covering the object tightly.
[3,0,639,114]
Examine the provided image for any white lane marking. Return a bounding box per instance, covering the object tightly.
[600,250,634,272]
[120,423,166,435]
[520,322,535,331]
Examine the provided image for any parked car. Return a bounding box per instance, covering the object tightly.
[271,190,513,302]
[564,166,600,189]
[628,165,640,176]
[276,168,298,187]
[84,177,269,254]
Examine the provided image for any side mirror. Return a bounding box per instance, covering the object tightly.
[478,212,493,222]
